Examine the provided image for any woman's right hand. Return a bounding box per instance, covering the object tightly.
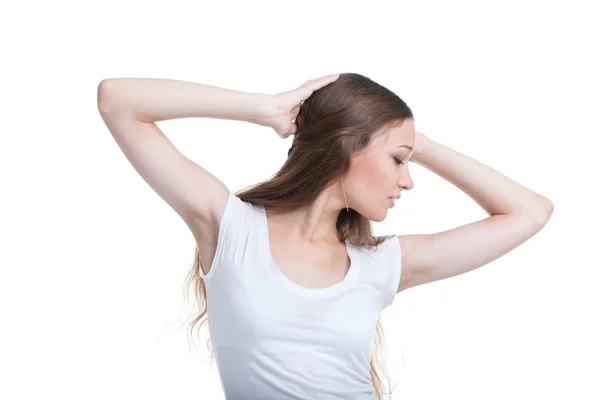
[254,73,340,138]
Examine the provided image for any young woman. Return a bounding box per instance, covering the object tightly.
[97,73,553,399]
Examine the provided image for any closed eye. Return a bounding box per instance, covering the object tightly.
[394,157,404,165]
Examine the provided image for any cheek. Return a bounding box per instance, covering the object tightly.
[351,160,388,194]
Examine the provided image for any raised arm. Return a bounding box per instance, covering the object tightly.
[96,75,340,276]
[96,78,268,228]
[396,133,553,293]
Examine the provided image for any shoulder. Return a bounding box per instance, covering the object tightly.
[192,192,262,279]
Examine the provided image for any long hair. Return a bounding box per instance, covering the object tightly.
[181,72,414,399]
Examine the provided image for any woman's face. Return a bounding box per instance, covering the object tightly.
[345,120,416,222]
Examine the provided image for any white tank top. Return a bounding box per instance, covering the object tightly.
[198,192,402,399]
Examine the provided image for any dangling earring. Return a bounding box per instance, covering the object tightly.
[341,181,349,212]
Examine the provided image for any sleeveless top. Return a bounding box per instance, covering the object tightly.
[198,192,402,399]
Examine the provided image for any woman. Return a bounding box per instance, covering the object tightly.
[97,73,553,399]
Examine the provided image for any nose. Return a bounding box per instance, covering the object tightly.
[399,170,414,191]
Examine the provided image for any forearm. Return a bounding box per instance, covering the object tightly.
[97,78,267,124]
[412,136,552,217]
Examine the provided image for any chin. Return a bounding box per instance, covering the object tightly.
[364,210,386,223]
[374,214,387,222]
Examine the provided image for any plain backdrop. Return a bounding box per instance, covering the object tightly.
[1,0,598,399]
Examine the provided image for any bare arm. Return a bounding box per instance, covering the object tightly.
[97,78,268,124]
[397,133,553,293]
[96,78,268,227]
[411,133,552,218]
[96,74,339,277]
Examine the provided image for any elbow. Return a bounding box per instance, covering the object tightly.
[529,196,554,226]
[97,79,121,114]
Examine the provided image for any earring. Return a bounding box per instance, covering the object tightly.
[342,181,349,212]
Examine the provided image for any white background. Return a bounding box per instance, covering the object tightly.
[1,0,598,399]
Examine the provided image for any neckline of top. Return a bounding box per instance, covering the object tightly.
[259,203,358,299]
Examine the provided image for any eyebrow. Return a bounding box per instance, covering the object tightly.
[397,145,413,151]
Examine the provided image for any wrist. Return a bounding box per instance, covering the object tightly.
[412,132,432,163]
[249,93,275,124]
[249,93,285,129]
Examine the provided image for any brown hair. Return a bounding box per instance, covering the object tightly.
[182,72,414,399]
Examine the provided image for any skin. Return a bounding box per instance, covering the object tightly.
[98,74,552,291]
[264,120,416,289]
[255,74,418,287]
[345,121,416,223]
[267,120,416,247]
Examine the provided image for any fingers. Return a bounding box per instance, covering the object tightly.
[301,73,339,89]
[308,73,339,93]
[282,74,339,115]
[291,104,300,117]
[313,74,340,91]
[296,73,339,104]
[281,123,296,139]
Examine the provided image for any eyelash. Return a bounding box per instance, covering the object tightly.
[393,157,404,165]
